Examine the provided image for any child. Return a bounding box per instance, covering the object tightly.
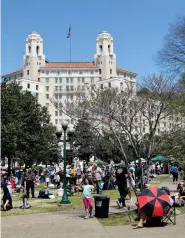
[82,178,94,219]
[20,194,30,209]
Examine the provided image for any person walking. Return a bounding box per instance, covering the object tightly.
[25,169,35,198]
[82,178,94,219]
[115,165,128,208]
[171,164,179,184]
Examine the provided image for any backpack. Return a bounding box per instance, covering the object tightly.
[38,189,50,199]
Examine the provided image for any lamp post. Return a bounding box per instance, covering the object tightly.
[56,121,75,204]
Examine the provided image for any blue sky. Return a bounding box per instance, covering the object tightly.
[2,0,185,82]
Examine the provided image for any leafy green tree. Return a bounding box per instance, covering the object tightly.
[1,82,58,173]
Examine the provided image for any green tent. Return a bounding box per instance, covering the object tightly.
[96,160,106,165]
[151,155,168,162]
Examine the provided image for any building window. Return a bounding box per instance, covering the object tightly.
[124,73,126,78]
[78,78,80,83]
[55,94,58,99]
[21,73,23,77]
[27,83,30,89]
[110,69,112,74]
[66,86,69,91]
[101,84,103,89]
[71,85,74,91]
[59,78,62,83]
[27,70,29,75]
[55,119,58,124]
[46,86,49,91]
[70,78,73,83]
[108,82,111,88]
[45,78,49,84]
[68,70,71,74]
[55,86,58,91]
[66,78,69,83]
[46,94,49,99]
[55,111,58,116]
[82,78,85,83]
[36,93,38,98]
[90,70,94,75]
[79,70,83,74]
[55,78,58,84]
[36,85,39,90]
[59,94,62,99]
[59,86,62,91]
[38,78,40,82]
[28,45,31,53]
[99,69,102,74]
[36,46,39,55]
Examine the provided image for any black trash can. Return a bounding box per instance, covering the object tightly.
[94,195,110,218]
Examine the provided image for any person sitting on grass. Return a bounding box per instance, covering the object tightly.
[82,178,94,219]
[1,187,13,211]
[20,194,30,209]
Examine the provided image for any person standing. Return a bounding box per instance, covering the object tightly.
[93,164,103,194]
[70,164,77,185]
[25,169,35,198]
[77,165,82,184]
[82,178,94,219]
[115,165,128,208]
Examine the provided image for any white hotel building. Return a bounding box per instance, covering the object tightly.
[3,31,137,125]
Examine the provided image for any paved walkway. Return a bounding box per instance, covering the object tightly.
[1,176,185,238]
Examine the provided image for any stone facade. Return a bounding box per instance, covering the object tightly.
[2,31,137,125]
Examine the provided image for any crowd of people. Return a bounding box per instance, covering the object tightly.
[1,158,185,221]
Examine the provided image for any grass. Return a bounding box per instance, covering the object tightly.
[149,174,169,186]
[178,206,185,215]
[1,174,170,218]
[1,184,84,217]
[98,211,139,226]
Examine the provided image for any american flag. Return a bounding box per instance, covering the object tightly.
[67,25,71,38]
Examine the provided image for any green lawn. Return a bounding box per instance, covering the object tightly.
[1,174,169,217]
[98,211,139,226]
[149,174,169,186]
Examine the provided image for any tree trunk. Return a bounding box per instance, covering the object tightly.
[139,158,144,189]
[7,157,11,177]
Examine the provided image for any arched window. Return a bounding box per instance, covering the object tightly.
[36,46,39,55]
[108,45,111,54]
[28,45,31,53]
[99,45,103,54]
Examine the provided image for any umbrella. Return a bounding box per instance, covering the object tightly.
[137,187,171,217]
[151,155,168,162]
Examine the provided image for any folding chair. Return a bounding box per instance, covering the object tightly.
[162,196,176,225]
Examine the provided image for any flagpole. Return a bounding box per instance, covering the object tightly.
[70,25,71,62]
